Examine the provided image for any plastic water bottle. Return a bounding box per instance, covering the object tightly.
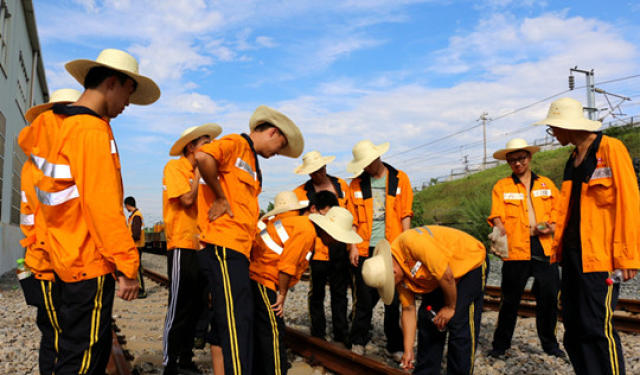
[16,258,32,280]
[605,269,623,285]
[426,305,446,332]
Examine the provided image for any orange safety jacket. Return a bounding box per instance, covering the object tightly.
[197,134,262,259]
[552,134,640,272]
[163,156,199,250]
[249,211,316,292]
[349,163,413,256]
[293,175,350,261]
[393,226,486,307]
[28,105,139,282]
[127,209,145,248]
[487,172,559,262]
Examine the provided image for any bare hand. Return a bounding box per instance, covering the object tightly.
[433,306,455,331]
[116,275,139,301]
[534,221,553,236]
[401,351,414,371]
[349,245,360,267]
[209,198,233,221]
[623,269,638,281]
[271,293,286,317]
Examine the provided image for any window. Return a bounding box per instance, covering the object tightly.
[0,112,5,215]
[16,50,29,114]
[10,136,25,225]
[0,0,11,74]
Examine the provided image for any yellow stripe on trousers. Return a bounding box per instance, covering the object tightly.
[604,282,619,375]
[80,275,104,374]
[215,247,241,375]
[259,284,281,375]
[469,302,475,375]
[40,280,61,353]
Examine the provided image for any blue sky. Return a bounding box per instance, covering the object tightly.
[33,0,640,224]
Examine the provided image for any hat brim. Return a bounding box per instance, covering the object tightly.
[309,213,363,244]
[493,145,540,160]
[261,202,309,221]
[532,117,602,132]
[293,156,335,175]
[346,142,390,178]
[65,59,161,105]
[250,106,304,158]
[373,240,395,305]
[169,124,223,156]
[25,102,72,124]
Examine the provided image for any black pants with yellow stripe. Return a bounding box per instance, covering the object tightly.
[416,264,485,375]
[19,277,61,375]
[54,274,115,375]
[251,280,288,375]
[200,245,253,375]
[562,245,625,375]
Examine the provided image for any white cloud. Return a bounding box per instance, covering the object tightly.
[255,36,277,48]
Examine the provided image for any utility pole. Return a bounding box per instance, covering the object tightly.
[478,112,490,169]
[569,67,597,120]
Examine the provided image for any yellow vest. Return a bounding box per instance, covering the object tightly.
[128,210,146,248]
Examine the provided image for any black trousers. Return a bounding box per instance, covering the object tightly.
[200,245,253,375]
[562,244,625,375]
[308,243,350,343]
[19,277,61,375]
[491,254,561,352]
[54,274,115,375]
[137,247,146,292]
[162,248,206,365]
[349,247,403,352]
[252,280,288,375]
[415,264,485,375]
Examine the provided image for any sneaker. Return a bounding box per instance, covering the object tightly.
[162,363,179,375]
[193,337,205,350]
[389,351,403,363]
[545,348,566,358]
[487,349,505,358]
[351,344,365,355]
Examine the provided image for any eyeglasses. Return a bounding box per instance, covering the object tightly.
[545,127,555,136]
[506,155,528,165]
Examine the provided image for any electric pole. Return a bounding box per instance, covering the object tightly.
[569,67,597,120]
[478,112,490,169]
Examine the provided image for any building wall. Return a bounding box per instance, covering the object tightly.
[0,0,47,275]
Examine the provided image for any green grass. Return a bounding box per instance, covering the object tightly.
[412,125,640,245]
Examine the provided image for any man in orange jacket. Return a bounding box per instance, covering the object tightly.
[346,140,413,359]
[27,48,160,375]
[195,106,303,375]
[535,97,640,375]
[487,138,564,358]
[293,150,352,344]
[17,88,81,375]
[125,196,147,298]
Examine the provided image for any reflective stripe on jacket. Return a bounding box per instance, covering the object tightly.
[553,134,640,272]
[348,163,413,256]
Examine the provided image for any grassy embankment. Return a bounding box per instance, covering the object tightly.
[412,125,640,246]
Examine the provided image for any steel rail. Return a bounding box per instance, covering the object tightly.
[106,323,132,375]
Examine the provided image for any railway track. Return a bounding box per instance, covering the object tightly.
[106,323,133,375]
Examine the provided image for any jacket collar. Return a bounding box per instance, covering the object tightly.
[241,133,262,187]
[53,103,102,119]
[562,132,603,182]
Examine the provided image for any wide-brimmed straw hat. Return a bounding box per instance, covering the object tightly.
[309,207,363,244]
[493,138,540,160]
[533,97,601,131]
[25,88,81,123]
[294,150,335,175]
[362,240,394,305]
[250,105,304,158]
[346,140,390,177]
[261,191,308,220]
[169,123,222,156]
[65,48,161,105]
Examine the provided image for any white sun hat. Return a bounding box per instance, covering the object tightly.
[362,239,395,305]
[309,206,363,244]
[65,48,161,105]
[533,97,601,131]
[25,88,81,123]
[249,105,304,158]
[346,140,390,177]
[294,150,336,175]
[261,191,309,220]
[169,123,223,156]
[492,138,540,161]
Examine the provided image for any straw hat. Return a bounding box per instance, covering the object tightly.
[261,191,308,219]
[309,207,363,244]
[169,123,222,156]
[346,140,389,177]
[492,138,540,160]
[65,48,161,105]
[250,105,304,158]
[294,150,335,175]
[25,88,81,123]
[533,97,601,131]
[362,240,394,305]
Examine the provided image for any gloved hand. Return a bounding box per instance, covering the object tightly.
[488,226,508,259]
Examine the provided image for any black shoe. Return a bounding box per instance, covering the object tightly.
[193,337,205,350]
[178,359,202,375]
[488,349,505,358]
[545,348,566,358]
[137,290,147,299]
[163,363,179,375]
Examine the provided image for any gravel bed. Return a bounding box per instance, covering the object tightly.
[1,252,639,374]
